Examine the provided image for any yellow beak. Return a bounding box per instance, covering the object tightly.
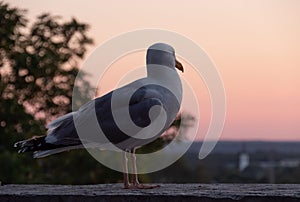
[175,59,184,72]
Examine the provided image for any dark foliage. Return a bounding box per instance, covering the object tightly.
[0,2,109,184]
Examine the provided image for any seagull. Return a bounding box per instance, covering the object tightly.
[14,43,184,189]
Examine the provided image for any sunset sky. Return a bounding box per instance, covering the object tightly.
[9,0,300,141]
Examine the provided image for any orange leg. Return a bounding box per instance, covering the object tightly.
[129,148,160,189]
[122,151,130,189]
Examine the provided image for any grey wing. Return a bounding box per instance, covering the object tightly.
[94,83,169,148]
[45,111,81,146]
[43,80,167,148]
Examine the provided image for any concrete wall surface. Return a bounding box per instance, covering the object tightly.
[0,184,300,202]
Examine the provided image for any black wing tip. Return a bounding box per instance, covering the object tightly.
[14,140,26,148]
[17,146,35,153]
[14,136,46,153]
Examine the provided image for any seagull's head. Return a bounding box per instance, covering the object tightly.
[146,43,184,73]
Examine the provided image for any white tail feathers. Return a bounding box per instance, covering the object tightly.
[33,145,84,158]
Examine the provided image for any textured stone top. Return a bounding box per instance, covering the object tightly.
[1,184,300,202]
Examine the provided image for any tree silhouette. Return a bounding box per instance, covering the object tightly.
[0,1,93,147]
[0,1,96,184]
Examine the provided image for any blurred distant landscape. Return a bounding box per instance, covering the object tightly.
[149,141,300,184]
[2,139,300,185]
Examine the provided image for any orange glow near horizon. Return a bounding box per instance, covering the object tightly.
[8,0,300,141]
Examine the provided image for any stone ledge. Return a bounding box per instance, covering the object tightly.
[0,184,300,202]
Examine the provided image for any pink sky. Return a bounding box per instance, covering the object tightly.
[8,0,300,141]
